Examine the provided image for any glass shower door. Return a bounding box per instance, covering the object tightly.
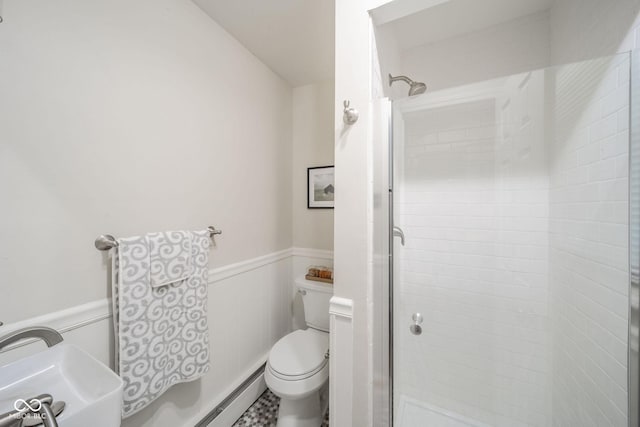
[391,52,634,426]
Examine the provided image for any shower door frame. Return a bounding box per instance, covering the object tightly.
[629,49,640,427]
[379,53,640,427]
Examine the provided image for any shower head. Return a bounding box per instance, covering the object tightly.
[389,74,427,96]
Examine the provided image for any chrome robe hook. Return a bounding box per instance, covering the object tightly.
[343,100,359,125]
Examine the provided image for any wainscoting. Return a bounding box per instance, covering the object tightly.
[329,296,354,427]
[0,247,333,427]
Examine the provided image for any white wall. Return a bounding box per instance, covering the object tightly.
[399,11,550,94]
[0,0,335,425]
[333,0,391,425]
[0,0,333,425]
[550,0,640,66]
[0,0,293,324]
[292,81,335,251]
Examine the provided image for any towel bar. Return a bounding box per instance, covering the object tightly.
[94,226,222,251]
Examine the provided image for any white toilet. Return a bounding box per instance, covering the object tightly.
[264,276,333,427]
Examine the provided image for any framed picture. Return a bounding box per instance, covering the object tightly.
[307,166,335,209]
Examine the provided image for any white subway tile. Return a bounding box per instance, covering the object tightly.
[589,113,618,143]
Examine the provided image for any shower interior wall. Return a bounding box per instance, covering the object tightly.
[372,1,640,425]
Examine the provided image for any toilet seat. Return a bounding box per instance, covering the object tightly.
[267,329,329,381]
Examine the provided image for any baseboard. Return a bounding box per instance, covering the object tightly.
[205,372,267,427]
[188,354,269,427]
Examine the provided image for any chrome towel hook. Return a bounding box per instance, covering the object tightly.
[343,100,359,125]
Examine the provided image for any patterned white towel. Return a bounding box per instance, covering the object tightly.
[111,230,210,418]
[147,231,193,288]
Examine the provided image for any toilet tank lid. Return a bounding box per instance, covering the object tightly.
[295,276,333,293]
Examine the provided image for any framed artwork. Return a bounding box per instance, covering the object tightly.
[307,166,334,209]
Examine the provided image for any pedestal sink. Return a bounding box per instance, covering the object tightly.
[0,343,123,427]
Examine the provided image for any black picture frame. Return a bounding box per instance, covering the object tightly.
[307,166,335,209]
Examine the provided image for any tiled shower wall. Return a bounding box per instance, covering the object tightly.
[395,71,551,427]
[395,54,631,427]
[549,54,630,427]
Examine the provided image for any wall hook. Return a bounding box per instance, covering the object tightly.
[343,100,359,125]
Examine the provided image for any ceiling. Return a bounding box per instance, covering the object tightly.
[193,0,335,87]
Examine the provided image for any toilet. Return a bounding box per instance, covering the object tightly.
[264,276,333,427]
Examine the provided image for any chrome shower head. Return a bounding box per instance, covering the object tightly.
[389,74,427,96]
[408,81,427,96]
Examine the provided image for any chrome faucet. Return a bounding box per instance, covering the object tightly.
[0,394,65,427]
[0,327,63,351]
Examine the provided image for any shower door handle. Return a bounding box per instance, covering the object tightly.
[410,313,423,336]
[393,226,405,246]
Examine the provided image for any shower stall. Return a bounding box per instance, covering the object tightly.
[370,3,640,425]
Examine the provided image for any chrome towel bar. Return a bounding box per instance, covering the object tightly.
[94,226,222,251]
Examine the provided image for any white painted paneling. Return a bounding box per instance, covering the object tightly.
[329,296,354,427]
[0,250,292,426]
[0,248,332,426]
[0,0,293,324]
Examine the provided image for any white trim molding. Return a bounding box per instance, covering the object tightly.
[208,248,292,284]
[329,296,354,427]
[0,247,333,352]
[329,296,354,318]
[291,247,334,260]
[0,298,111,352]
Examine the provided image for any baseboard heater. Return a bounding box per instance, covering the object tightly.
[194,363,267,427]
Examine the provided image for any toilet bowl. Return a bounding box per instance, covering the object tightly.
[264,276,333,427]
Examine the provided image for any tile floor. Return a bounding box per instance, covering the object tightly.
[232,389,329,426]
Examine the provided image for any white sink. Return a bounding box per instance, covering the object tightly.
[0,344,123,427]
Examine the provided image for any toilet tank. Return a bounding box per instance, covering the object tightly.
[296,276,333,332]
